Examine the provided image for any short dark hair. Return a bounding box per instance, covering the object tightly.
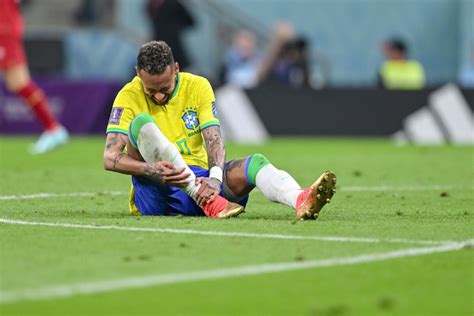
[387,38,407,54]
[137,41,175,75]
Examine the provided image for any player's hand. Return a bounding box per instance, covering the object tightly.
[145,161,191,188]
[195,177,221,206]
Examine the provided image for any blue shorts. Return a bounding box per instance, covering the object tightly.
[132,163,250,216]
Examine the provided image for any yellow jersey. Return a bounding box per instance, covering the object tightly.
[380,60,426,90]
[106,72,220,169]
[106,73,220,215]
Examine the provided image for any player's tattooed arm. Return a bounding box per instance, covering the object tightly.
[195,125,225,204]
[202,125,226,170]
[103,133,190,186]
[103,132,148,176]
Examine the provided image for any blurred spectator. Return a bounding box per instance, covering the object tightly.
[147,0,195,70]
[377,38,426,90]
[0,0,69,154]
[257,22,311,87]
[458,47,474,88]
[222,22,311,88]
[74,0,96,25]
[223,30,262,88]
[74,0,115,27]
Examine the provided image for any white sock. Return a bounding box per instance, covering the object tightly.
[255,164,302,209]
[137,122,199,199]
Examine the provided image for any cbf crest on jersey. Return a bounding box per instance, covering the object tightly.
[181,110,200,130]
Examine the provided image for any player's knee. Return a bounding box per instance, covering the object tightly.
[4,65,30,92]
[246,153,271,185]
[249,153,270,168]
[129,113,156,148]
[5,77,24,92]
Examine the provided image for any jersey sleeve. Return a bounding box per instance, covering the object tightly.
[106,91,137,135]
[196,78,220,130]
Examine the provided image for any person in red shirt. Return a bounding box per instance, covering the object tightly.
[0,0,68,154]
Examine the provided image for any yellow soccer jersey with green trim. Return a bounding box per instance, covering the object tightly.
[106,72,220,169]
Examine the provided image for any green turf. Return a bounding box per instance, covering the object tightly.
[0,137,473,316]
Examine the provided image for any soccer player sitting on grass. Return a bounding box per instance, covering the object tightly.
[103,41,336,219]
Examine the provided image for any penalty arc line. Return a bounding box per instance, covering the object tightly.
[0,218,461,246]
[0,240,471,304]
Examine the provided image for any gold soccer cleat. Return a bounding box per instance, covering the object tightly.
[295,171,337,220]
[202,196,245,219]
[217,202,245,218]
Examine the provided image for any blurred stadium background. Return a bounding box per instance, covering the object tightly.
[1,0,473,139]
[1,1,473,315]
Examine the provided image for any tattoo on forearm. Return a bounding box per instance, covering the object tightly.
[105,133,126,152]
[143,164,164,182]
[105,133,128,171]
[113,153,125,169]
[144,164,155,177]
[203,126,225,168]
[105,139,117,150]
[208,178,221,189]
[105,134,118,151]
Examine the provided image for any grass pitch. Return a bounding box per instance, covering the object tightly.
[0,137,472,316]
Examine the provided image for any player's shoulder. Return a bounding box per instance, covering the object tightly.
[112,77,144,110]
[116,76,143,99]
[180,72,211,89]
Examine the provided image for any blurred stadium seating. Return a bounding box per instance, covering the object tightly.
[17,0,474,85]
[1,0,473,141]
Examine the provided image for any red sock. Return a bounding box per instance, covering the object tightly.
[16,81,59,131]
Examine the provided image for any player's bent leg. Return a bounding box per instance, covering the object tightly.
[5,64,69,154]
[29,126,69,154]
[213,158,254,218]
[224,158,255,200]
[249,153,302,208]
[129,113,243,218]
[4,64,30,91]
[129,113,199,198]
[234,153,336,220]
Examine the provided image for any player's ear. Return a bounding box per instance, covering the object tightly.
[174,62,180,73]
[135,66,140,77]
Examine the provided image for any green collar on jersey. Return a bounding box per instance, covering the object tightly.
[170,72,181,100]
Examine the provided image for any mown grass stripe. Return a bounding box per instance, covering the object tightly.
[0,240,470,304]
[1,184,472,201]
[0,192,126,201]
[0,218,460,246]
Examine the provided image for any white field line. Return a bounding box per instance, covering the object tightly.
[0,184,472,201]
[340,184,471,192]
[0,240,471,304]
[0,191,126,201]
[0,218,460,246]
